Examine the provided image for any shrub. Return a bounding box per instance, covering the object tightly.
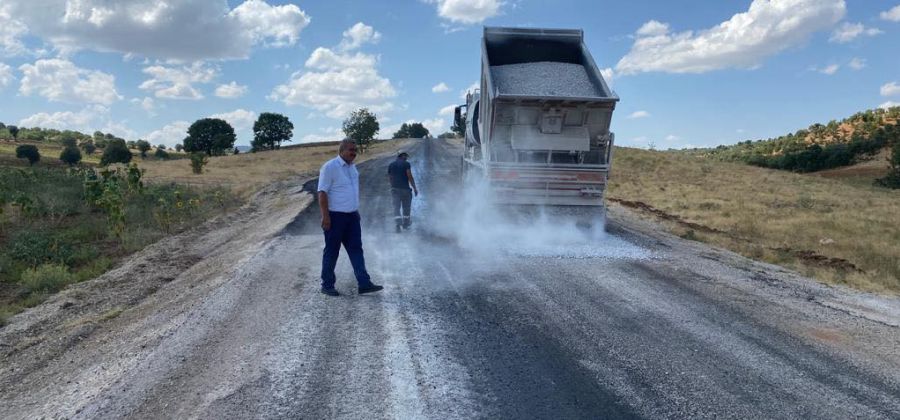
[8,232,74,267]
[154,147,170,159]
[190,153,208,174]
[100,139,133,166]
[19,263,75,294]
[60,145,82,166]
[15,144,40,165]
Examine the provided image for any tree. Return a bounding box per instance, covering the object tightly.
[154,147,170,160]
[8,125,19,140]
[438,131,457,139]
[15,144,39,165]
[184,118,236,156]
[100,139,133,166]
[252,112,294,151]
[393,122,430,139]
[190,153,208,174]
[135,139,152,157]
[175,144,184,152]
[59,146,82,166]
[59,133,78,147]
[342,108,379,151]
[81,139,96,155]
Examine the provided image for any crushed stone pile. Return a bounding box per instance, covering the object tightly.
[490,61,602,97]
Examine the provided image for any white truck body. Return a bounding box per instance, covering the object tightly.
[456,27,619,207]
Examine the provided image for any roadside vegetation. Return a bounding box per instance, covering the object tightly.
[608,146,900,294]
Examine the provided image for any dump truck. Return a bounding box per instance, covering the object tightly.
[455,27,619,212]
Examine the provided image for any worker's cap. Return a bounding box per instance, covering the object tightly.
[397,151,409,158]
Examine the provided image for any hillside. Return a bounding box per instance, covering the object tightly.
[608,146,900,293]
[690,106,900,173]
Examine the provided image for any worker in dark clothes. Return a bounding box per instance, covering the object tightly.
[387,151,418,232]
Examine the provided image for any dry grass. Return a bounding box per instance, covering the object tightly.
[607,147,900,294]
[139,139,414,198]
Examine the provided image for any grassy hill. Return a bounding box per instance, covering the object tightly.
[689,107,900,173]
[608,147,900,293]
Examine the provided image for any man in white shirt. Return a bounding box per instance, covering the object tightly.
[317,139,383,296]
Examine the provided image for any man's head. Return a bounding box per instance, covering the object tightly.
[339,139,358,163]
[397,151,409,161]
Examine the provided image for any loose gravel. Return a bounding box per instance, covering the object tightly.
[490,61,602,97]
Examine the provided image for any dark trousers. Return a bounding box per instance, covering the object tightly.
[391,188,413,227]
[321,211,372,289]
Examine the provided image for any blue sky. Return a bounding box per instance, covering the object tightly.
[0,0,898,149]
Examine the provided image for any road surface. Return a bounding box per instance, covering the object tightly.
[1,139,899,419]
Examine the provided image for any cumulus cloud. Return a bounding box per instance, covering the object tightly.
[215,81,248,98]
[19,58,121,104]
[19,104,134,138]
[599,67,614,86]
[145,120,191,147]
[627,110,650,119]
[616,0,846,75]
[460,81,479,100]
[301,126,342,143]
[882,5,900,22]
[882,82,900,97]
[432,82,450,93]
[210,108,257,131]
[140,62,218,100]
[428,0,501,24]
[880,101,900,110]
[2,0,309,61]
[0,62,13,87]
[848,57,866,70]
[338,22,381,51]
[269,24,396,119]
[0,3,28,56]
[130,96,157,116]
[829,22,883,43]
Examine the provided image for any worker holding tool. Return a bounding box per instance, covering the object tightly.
[387,151,418,232]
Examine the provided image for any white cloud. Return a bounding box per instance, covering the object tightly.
[130,96,157,116]
[215,81,248,98]
[882,82,900,97]
[818,64,839,75]
[0,3,28,56]
[627,110,650,119]
[140,62,218,100]
[636,20,669,37]
[882,5,900,22]
[209,108,257,131]
[305,47,377,70]
[432,82,450,93]
[829,22,883,43]
[600,67,614,87]
[338,22,381,51]
[301,126,342,143]
[19,104,134,139]
[880,101,900,110]
[664,134,681,141]
[848,57,866,70]
[428,0,501,24]
[616,0,846,75]
[2,0,309,61]
[422,117,447,134]
[0,62,13,87]
[145,120,190,148]
[270,24,396,119]
[19,58,121,105]
[439,104,457,116]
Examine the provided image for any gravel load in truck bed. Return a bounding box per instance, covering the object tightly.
[491,61,603,97]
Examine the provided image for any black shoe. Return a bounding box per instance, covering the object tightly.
[358,284,384,294]
[321,288,340,296]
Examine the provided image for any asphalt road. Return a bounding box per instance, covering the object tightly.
[2,138,899,419]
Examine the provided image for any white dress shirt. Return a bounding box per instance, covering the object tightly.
[317,156,360,212]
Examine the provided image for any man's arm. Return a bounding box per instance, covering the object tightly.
[318,191,331,230]
[406,168,418,196]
